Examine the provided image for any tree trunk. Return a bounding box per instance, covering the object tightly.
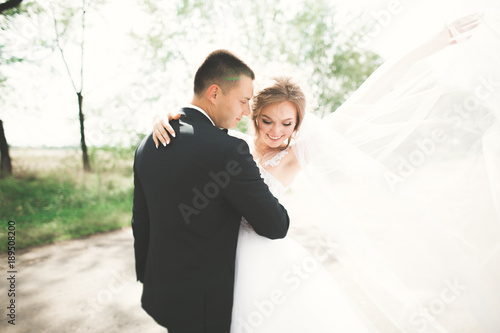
[77,92,90,172]
[0,119,12,177]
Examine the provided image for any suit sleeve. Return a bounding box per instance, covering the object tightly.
[131,153,150,283]
[221,139,289,239]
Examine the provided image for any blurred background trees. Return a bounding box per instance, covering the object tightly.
[132,0,381,118]
[1,0,107,172]
[0,0,382,248]
[0,0,25,177]
[2,0,382,155]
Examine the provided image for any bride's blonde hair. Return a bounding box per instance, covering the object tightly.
[251,76,306,150]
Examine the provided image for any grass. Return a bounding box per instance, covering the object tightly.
[0,146,135,251]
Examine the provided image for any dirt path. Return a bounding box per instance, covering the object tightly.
[0,221,327,333]
[0,191,392,333]
[0,227,166,333]
[0,225,323,333]
[0,189,402,333]
[0,215,326,332]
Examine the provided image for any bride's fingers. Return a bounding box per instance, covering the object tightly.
[160,126,170,146]
[164,113,180,140]
[169,114,180,137]
[153,120,169,146]
[153,131,160,149]
[160,119,176,144]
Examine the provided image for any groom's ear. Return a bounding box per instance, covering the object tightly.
[206,84,220,104]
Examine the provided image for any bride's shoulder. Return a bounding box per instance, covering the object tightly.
[284,145,300,170]
[277,145,300,175]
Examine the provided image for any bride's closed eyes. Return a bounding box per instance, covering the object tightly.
[262,119,293,126]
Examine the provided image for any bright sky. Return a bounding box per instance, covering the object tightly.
[2,0,499,147]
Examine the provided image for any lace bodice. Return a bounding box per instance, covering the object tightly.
[261,148,289,168]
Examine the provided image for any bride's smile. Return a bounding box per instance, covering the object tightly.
[267,134,283,141]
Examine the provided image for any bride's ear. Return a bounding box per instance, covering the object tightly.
[206,84,220,104]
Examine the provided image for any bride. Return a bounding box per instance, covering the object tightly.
[153,13,500,332]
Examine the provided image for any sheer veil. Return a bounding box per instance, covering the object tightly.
[290,13,500,333]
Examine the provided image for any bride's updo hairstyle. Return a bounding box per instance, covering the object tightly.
[251,76,306,150]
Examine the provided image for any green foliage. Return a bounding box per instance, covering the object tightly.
[236,117,250,134]
[0,0,29,88]
[0,148,133,251]
[240,0,382,114]
[0,0,53,103]
[134,0,382,120]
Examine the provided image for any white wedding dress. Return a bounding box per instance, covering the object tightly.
[230,148,375,333]
[230,13,500,333]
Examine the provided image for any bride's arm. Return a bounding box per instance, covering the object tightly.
[152,113,252,148]
[348,13,483,105]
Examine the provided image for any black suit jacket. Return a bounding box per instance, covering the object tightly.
[132,107,290,333]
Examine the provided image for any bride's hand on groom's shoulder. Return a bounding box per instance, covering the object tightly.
[152,113,180,148]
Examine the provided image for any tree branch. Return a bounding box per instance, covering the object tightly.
[50,3,78,94]
[0,0,22,14]
[80,0,85,94]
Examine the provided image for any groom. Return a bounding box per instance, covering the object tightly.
[132,49,290,333]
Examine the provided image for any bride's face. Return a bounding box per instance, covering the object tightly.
[257,101,297,149]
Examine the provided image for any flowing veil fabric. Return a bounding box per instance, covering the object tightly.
[291,14,500,333]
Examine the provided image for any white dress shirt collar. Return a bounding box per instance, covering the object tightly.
[185,104,215,126]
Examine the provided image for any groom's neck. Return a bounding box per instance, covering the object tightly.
[190,96,218,127]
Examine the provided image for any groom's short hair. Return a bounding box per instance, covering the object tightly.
[194,49,255,97]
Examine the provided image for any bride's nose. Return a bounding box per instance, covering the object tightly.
[269,126,281,136]
[274,122,284,131]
